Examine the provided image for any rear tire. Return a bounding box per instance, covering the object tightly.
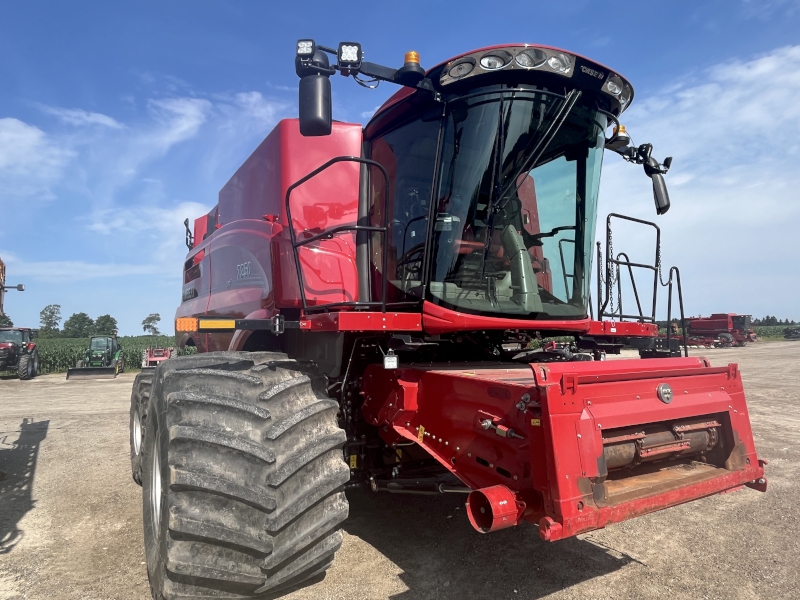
[130,369,155,485]
[141,351,349,599]
[17,354,33,380]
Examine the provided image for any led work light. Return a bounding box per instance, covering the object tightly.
[337,42,362,69]
[296,39,316,57]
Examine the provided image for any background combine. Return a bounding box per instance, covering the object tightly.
[128,41,766,599]
[685,313,757,348]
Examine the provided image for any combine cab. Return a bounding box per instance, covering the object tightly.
[129,40,766,599]
[66,335,124,380]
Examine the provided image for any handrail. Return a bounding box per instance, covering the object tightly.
[285,156,391,313]
[596,213,687,356]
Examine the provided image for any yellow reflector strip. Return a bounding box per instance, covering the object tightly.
[175,317,198,332]
[198,319,236,330]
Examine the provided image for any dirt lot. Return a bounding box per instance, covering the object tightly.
[1,341,798,599]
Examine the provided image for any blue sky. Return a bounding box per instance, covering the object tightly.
[1,0,799,334]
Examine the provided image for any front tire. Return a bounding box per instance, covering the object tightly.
[141,352,349,599]
[18,354,33,380]
[130,369,155,485]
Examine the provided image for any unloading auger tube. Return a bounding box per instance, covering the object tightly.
[149,39,766,600]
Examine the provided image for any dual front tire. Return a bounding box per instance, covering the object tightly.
[132,352,349,599]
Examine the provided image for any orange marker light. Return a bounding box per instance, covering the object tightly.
[176,317,198,332]
[404,51,420,64]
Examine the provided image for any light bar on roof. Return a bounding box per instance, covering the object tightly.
[439,46,575,87]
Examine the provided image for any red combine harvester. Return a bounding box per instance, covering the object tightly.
[129,41,766,599]
[685,313,757,348]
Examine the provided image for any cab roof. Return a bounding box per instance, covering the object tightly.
[370,43,633,125]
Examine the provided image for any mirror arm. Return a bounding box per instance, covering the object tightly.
[358,61,438,94]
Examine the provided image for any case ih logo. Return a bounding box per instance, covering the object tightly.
[580,65,605,80]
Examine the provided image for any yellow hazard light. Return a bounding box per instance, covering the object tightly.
[198,318,237,330]
[404,51,420,64]
[176,317,198,332]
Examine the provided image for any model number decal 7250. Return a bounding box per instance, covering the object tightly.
[236,261,251,279]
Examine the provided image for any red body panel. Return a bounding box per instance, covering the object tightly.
[176,119,363,351]
[586,320,659,337]
[422,301,592,335]
[361,357,764,541]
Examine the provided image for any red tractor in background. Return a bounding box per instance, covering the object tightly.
[141,346,176,368]
[129,41,766,599]
[0,327,39,380]
[685,313,757,348]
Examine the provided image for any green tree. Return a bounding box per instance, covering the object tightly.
[39,304,62,338]
[0,313,13,327]
[142,313,161,336]
[62,312,95,338]
[94,314,118,335]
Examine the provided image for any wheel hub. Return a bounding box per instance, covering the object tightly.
[133,410,142,456]
[151,442,162,540]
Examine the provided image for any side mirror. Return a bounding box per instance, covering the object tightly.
[651,173,670,215]
[296,50,332,137]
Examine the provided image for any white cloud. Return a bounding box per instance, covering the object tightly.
[144,97,212,152]
[361,105,382,120]
[0,118,73,200]
[598,45,800,319]
[741,0,800,19]
[39,106,125,129]
[0,251,157,283]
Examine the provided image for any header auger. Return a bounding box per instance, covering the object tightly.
[130,40,766,599]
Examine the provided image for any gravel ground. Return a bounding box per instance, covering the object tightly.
[0,341,797,599]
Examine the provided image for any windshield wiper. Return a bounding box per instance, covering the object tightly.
[478,89,582,282]
[496,88,582,209]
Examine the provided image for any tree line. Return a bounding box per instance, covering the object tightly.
[751,316,797,326]
[31,304,165,338]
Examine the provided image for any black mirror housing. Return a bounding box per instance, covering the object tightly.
[651,173,670,215]
[297,50,332,137]
[298,74,332,136]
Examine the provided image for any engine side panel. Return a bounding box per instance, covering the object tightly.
[175,118,363,350]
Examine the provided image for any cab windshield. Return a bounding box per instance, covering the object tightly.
[0,330,22,344]
[369,87,606,320]
[429,90,605,319]
[91,338,110,350]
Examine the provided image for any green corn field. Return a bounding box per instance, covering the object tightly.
[32,336,196,375]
